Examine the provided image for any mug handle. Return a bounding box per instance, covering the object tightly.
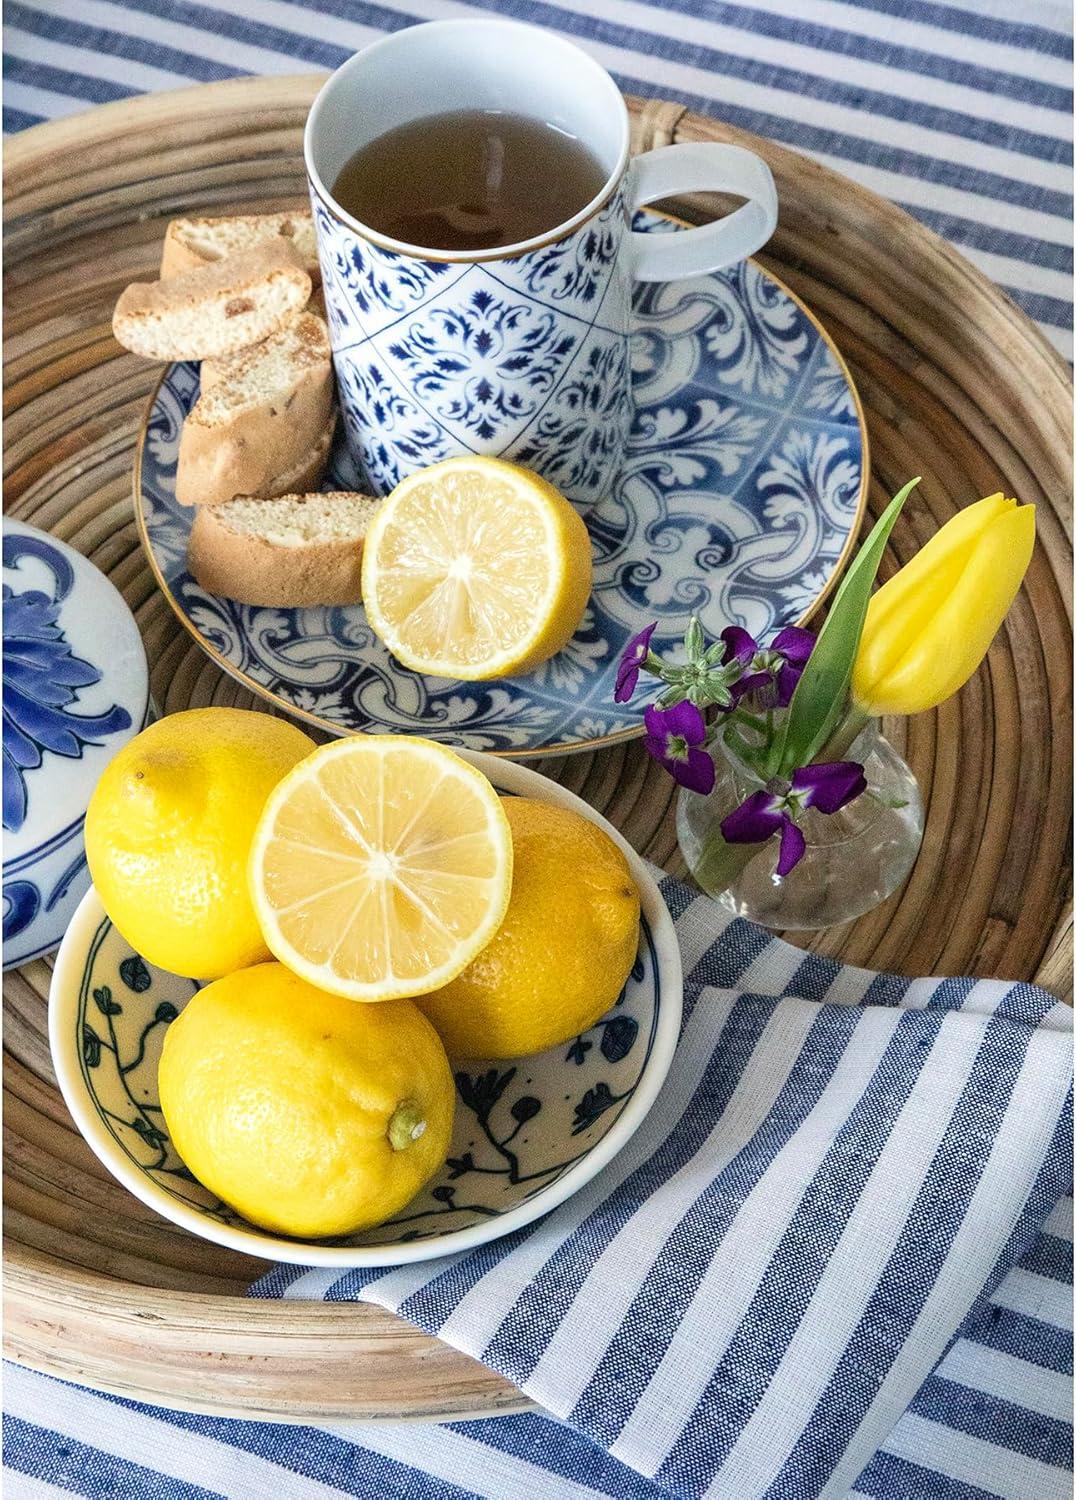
[627,143,778,282]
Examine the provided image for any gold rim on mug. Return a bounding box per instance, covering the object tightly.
[132,212,871,759]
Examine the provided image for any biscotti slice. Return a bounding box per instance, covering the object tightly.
[177,407,336,509]
[271,414,336,495]
[176,312,334,506]
[198,307,328,396]
[113,241,311,361]
[188,491,379,607]
[161,210,320,283]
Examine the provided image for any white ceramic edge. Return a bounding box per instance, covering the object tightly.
[48,750,683,1268]
[303,17,631,264]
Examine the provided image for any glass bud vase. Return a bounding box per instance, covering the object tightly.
[675,722,924,930]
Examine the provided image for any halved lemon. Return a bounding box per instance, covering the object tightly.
[249,736,512,1001]
[360,456,593,680]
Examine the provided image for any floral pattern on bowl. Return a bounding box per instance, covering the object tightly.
[50,757,682,1267]
[136,213,866,757]
[67,899,660,1245]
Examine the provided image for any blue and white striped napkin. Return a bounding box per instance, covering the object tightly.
[255,876,1073,1500]
[4,0,1071,361]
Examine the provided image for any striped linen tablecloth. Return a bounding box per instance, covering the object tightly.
[3,0,1072,357]
[4,879,1073,1500]
[4,4,1073,1498]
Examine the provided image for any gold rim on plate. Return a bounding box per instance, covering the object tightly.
[133,217,871,759]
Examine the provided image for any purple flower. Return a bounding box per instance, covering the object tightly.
[794,759,868,813]
[720,760,866,876]
[720,624,815,708]
[643,700,715,794]
[615,622,658,703]
[719,626,758,666]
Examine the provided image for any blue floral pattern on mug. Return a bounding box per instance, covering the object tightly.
[514,325,632,501]
[334,357,454,496]
[312,182,631,509]
[516,214,621,311]
[139,213,866,754]
[312,196,457,338]
[384,288,578,442]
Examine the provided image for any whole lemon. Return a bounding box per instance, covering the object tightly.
[418,798,640,1059]
[158,963,455,1238]
[85,707,313,978]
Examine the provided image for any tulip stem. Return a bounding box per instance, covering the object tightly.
[729,709,768,735]
[819,705,872,762]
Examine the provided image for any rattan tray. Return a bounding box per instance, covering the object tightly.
[4,77,1071,1422]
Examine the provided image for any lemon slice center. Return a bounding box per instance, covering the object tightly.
[252,738,512,1000]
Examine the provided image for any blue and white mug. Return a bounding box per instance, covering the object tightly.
[304,18,778,510]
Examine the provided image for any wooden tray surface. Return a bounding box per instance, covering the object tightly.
[4,77,1071,1422]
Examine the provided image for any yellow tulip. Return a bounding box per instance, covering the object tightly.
[852,494,1035,716]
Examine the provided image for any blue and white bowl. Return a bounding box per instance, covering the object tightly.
[3,520,150,969]
[49,752,682,1267]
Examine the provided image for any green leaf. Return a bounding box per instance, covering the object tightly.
[773,478,920,775]
[724,723,763,767]
[684,615,705,662]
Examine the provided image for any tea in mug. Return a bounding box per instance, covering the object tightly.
[331,108,607,252]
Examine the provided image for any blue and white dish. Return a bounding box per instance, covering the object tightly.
[137,212,867,757]
[49,754,683,1267]
[3,520,150,969]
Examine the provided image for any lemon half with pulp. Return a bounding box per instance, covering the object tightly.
[249,735,512,1001]
[360,456,592,680]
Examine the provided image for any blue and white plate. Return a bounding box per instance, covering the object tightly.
[136,212,867,757]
